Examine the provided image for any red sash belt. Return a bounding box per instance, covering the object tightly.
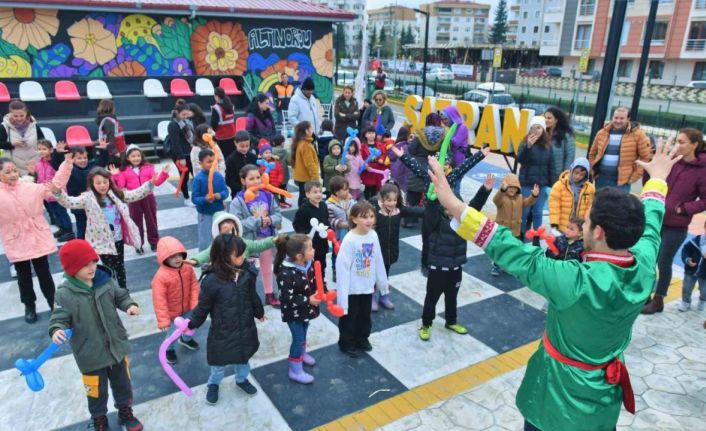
[542,331,635,414]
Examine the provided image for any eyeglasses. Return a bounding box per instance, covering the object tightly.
[375,98,383,102]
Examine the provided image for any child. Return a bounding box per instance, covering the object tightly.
[327,176,355,281]
[167,100,194,203]
[317,119,335,173]
[95,99,126,163]
[34,139,75,242]
[335,201,388,358]
[49,239,142,430]
[192,149,230,251]
[388,126,411,193]
[679,223,706,312]
[211,87,237,159]
[111,145,164,253]
[52,140,110,239]
[274,234,321,384]
[226,130,257,199]
[188,234,265,404]
[293,180,330,281]
[323,139,350,191]
[291,121,320,206]
[360,127,384,200]
[230,164,283,307]
[151,236,200,364]
[258,143,285,193]
[271,134,291,208]
[345,139,364,200]
[491,175,539,276]
[545,218,585,262]
[190,123,226,178]
[549,157,594,233]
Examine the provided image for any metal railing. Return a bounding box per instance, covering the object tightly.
[686,39,706,51]
[579,2,596,16]
[696,0,706,9]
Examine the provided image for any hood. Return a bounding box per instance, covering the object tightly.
[63,265,113,292]
[211,211,244,239]
[442,105,463,125]
[293,87,309,100]
[328,139,342,152]
[682,151,706,167]
[417,126,447,152]
[503,173,521,190]
[156,236,187,266]
[569,157,590,185]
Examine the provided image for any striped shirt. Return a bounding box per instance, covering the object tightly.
[597,129,625,180]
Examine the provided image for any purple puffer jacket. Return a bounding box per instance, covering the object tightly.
[663,152,706,229]
[442,105,469,167]
[388,140,409,192]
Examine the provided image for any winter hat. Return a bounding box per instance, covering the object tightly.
[301,77,315,91]
[59,239,99,277]
[529,116,547,131]
[258,138,270,150]
[259,144,273,155]
[125,144,142,156]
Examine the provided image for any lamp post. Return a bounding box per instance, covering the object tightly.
[631,0,659,121]
[414,7,430,98]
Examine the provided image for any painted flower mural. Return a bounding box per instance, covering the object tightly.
[0,54,31,77]
[107,61,146,77]
[192,20,248,76]
[68,17,117,66]
[310,33,333,78]
[0,8,59,50]
[117,14,159,47]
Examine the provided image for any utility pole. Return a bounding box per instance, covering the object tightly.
[391,2,399,84]
[631,0,659,121]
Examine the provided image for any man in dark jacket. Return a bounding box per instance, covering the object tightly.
[225,131,257,199]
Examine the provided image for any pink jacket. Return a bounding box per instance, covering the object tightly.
[35,157,59,202]
[345,153,363,191]
[0,161,72,262]
[112,164,167,191]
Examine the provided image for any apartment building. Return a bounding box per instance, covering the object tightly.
[416,0,490,45]
[540,0,706,85]
[507,0,545,47]
[308,0,366,54]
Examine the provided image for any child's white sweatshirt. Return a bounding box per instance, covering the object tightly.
[335,229,388,313]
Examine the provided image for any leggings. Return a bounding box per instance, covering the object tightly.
[15,255,55,308]
[128,194,159,247]
[259,248,274,295]
[100,241,126,289]
[655,227,688,297]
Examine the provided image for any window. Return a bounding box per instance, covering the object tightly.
[534,26,539,33]
[648,21,668,45]
[687,21,706,51]
[649,60,664,79]
[522,26,527,33]
[545,25,550,33]
[621,21,630,46]
[536,11,540,18]
[617,60,633,78]
[693,62,706,80]
[574,24,592,49]
[579,0,595,16]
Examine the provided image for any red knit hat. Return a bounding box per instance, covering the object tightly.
[59,239,99,277]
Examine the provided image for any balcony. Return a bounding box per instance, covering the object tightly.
[686,39,706,51]
[579,3,596,15]
[574,39,591,49]
[696,0,706,9]
[542,39,559,46]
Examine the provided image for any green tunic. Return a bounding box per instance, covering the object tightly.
[454,179,666,431]
[191,237,276,266]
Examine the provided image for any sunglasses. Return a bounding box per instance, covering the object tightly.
[375,98,383,102]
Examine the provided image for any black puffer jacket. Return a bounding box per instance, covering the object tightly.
[277,261,320,323]
[406,138,431,193]
[426,200,468,269]
[370,199,424,269]
[517,141,555,187]
[189,262,264,366]
[293,200,330,261]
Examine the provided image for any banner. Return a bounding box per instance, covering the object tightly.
[451,64,474,77]
[354,12,369,105]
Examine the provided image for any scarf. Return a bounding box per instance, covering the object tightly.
[9,116,32,137]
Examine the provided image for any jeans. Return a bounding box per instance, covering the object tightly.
[197,213,214,251]
[165,311,194,352]
[521,185,548,237]
[422,268,461,327]
[655,227,688,297]
[15,255,55,308]
[208,363,250,385]
[594,176,631,193]
[287,321,309,359]
[45,201,73,231]
[682,273,706,304]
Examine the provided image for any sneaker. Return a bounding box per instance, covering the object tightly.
[150,244,157,252]
[490,265,501,276]
[10,265,16,278]
[206,384,219,405]
[419,325,431,341]
[698,300,706,311]
[677,301,691,312]
[117,406,143,431]
[166,349,177,364]
[135,247,144,255]
[178,337,199,351]
[339,346,361,358]
[445,323,468,335]
[357,339,373,352]
[24,304,37,324]
[89,415,109,430]
[236,379,258,395]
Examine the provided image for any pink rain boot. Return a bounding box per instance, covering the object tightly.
[288,358,314,384]
[302,343,316,366]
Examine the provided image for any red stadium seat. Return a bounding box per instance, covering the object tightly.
[219,78,242,96]
[0,82,10,102]
[235,116,248,132]
[170,78,194,97]
[65,125,93,147]
[55,80,81,101]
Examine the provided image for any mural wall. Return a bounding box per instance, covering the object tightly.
[0,8,334,102]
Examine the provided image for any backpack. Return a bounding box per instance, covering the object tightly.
[162,134,172,157]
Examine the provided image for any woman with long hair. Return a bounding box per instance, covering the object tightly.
[211,87,236,158]
[333,85,360,141]
[246,93,276,144]
[291,121,319,205]
[544,106,576,182]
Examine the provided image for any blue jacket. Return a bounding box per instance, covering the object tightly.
[191,170,229,215]
[51,149,109,196]
[682,235,706,278]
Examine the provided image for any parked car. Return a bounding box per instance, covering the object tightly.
[547,67,563,77]
[426,67,455,82]
[367,74,396,93]
[336,70,356,86]
[687,81,706,88]
[402,85,435,97]
[463,87,516,109]
[520,68,549,77]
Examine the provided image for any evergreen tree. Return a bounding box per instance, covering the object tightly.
[489,0,509,45]
[368,25,377,54]
[379,26,388,57]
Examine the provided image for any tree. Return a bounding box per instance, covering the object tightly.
[489,0,509,45]
[368,25,377,54]
[379,26,388,57]
[355,29,363,57]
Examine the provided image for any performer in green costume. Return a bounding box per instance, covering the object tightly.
[427,142,681,431]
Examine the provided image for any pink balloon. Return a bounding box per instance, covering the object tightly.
[367,168,391,184]
[158,317,194,396]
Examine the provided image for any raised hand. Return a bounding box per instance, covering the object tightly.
[108,164,120,176]
[481,145,491,157]
[56,140,67,153]
[483,173,495,191]
[636,137,682,181]
[63,152,74,164]
[96,138,109,149]
[532,184,540,196]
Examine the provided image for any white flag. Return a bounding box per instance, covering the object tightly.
[354,12,369,106]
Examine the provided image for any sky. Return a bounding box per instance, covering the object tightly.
[364,0,500,16]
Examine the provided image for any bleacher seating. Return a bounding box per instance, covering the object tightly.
[55,81,81,101]
[157,120,170,141]
[170,78,194,97]
[19,81,46,102]
[86,80,112,100]
[235,116,248,132]
[0,83,10,102]
[65,125,93,147]
[40,127,58,146]
[219,78,242,96]
[143,79,168,98]
[195,78,215,96]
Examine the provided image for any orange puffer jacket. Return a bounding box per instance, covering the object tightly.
[548,169,595,232]
[588,122,652,186]
[151,236,200,329]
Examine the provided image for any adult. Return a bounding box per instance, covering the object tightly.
[167,101,194,203]
[588,106,652,191]
[374,66,387,91]
[428,143,681,431]
[0,100,45,175]
[271,72,294,126]
[517,116,555,239]
[440,105,469,168]
[211,87,237,159]
[333,86,360,141]
[544,106,576,182]
[361,90,395,133]
[246,93,276,144]
[0,154,73,323]
[188,102,208,127]
[642,129,706,314]
[288,77,322,137]
[358,98,371,131]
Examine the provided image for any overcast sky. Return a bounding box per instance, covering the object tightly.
[365,0,499,16]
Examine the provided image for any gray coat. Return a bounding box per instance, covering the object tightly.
[228,192,282,241]
[361,104,395,133]
[48,266,137,373]
[550,133,576,183]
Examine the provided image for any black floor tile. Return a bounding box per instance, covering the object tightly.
[463,254,524,292]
